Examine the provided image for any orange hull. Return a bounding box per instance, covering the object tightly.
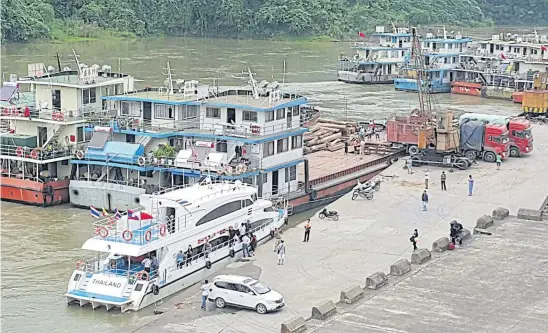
[0,177,70,206]
[512,91,524,104]
[451,82,482,97]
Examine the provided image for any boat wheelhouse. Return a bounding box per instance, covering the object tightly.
[338,26,411,84]
[66,179,288,312]
[69,67,309,212]
[395,28,472,93]
[0,62,134,206]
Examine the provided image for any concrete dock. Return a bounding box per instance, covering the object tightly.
[122,124,548,333]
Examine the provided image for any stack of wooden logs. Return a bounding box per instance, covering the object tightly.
[303,118,357,154]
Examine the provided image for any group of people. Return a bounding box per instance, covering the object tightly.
[344,121,383,155]
[421,171,476,211]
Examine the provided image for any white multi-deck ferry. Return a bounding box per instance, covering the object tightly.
[338,26,411,84]
[66,178,288,312]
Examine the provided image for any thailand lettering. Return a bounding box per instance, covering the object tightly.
[92,279,122,288]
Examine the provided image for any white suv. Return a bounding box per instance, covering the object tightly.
[208,275,284,314]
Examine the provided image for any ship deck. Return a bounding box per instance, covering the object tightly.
[301,150,382,182]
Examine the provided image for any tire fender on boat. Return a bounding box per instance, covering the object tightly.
[229,249,235,258]
[144,230,152,242]
[137,270,149,281]
[137,156,146,166]
[30,148,39,159]
[151,284,160,296]
[122,229,133,241]
[76,150,85,160]
[159,224,167,237]
[205,261,212,269]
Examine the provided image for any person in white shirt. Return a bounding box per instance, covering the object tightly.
[276,240,286,265]
[238,223,247,240]
[242,234,251,258]
[200,280,210,310]
[141,256,152,273]
[424,170,430,189]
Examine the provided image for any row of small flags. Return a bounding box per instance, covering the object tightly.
[90,205,152,220]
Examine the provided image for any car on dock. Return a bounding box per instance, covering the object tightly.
[208,275,284,314]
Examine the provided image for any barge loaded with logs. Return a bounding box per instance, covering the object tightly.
[69,67,404,215]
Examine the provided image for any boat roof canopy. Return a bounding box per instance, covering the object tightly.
[86,141,144,163]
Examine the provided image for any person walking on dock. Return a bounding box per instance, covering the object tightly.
[424,170,429,189]
[406,158,413,174]
[496,154,502,170]
[276,240,286,265]
[200,280,210,310]
[468,175,474,196]
[422,190,429,211]
[303,219,311,242]
[242,234,251,258]
[272,228,282,252]
[441,171,447,191]
[410,234,418,251]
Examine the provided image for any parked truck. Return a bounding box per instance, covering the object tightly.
[459,119,510,162]
[459,113,533,157]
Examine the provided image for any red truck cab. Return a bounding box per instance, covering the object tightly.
[483,124,510,161]
[507,118,533,156]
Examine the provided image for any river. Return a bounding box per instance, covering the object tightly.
[0,30,531,333]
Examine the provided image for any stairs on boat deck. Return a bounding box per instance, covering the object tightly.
[79,275,92,290]
[43,124,67,147]
[121,284,134,298]
[137,136,153,153]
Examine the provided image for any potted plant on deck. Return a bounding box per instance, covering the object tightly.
[152,144,177,166]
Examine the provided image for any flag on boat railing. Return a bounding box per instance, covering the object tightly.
[358,31,365,38]
[90,206,100,219]
[114,208,122,220]
[127,209,153,220]
[102,207,109,216]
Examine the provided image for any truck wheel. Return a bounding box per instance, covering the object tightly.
[455,160,468,170]
[509,146,520,157]
[411,156,422,167]
[483,151,496,163]
[408,145,419,155]
[464,151,477,161]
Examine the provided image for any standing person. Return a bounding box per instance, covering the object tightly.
[410,234,418,251]
[238,223,247,241]
[407,159,413,174]
[424,170,429,189]
[185,245,193,266]
[468,175,474,196]
[141,256,152,273]
[303,219,311,242]
[273,228,282,252]
[276,240,286,265]
[375,130,381,141]
[441,171,447,191]
[496,153,502,170]
[200,280,210,310]
[176,250,185,269]
[413,229,419,238]
[344,140,348,155]
[242,234,251,258]
[421,190,429,211]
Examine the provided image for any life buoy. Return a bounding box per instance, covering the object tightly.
[224,165,233,175]
[269,230,275,237]
[122,229,133,241]
[97,227,109,238]
[30,149,39,159]
[76,150,85,160]
[2,108,9,116]
[159,224,167,237]
[236,164,247,174]
[152,284,160,295]
[137,270,149,281]
[15,146,23,157]
[145,230,152,242]
[205,261,212,269]
[76,260,86,270]
[229,249,235,258]
[137,156,146,166]
[56,112,65,121]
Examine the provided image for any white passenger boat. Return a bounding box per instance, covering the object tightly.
[66,178,288,312]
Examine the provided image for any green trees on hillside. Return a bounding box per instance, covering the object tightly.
[1,0,547,42]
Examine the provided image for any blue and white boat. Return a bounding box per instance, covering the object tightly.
[69,65,312,213]
[394,28,473,93]
[338,26,412,84]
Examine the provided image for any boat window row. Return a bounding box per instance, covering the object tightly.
[195,198,254,226]
[263,134,303,157]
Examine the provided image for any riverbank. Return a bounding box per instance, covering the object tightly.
[119,124,548,333]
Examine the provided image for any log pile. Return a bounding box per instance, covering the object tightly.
[303,118,357,154]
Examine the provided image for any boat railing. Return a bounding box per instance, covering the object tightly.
[0,143,74,160]
[75,253,156,280]
[0,105,108,123]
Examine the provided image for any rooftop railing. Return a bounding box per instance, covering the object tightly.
[0,144,74,160]
[0,105,110,123]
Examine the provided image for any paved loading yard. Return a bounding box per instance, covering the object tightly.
[122,124,548,333]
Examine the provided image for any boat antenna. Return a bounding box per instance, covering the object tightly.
[56,52,62,72]
[118,57,122,74]
[72,49,82,76]
[282,60,286,94]
[246,67,259,99]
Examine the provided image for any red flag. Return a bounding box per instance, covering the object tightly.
[541,45,548,52]
[358,31,365,38]
[500,52,507,60]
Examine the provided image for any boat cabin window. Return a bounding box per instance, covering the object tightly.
[242,199,253,208]
[264,206,275,212]
[251,193,257,202]
[196,200,243,226]
[251,218,274,230]
[73,273,82,282]
[134,283,144,292]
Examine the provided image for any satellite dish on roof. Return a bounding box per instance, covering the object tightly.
[62,66,71,71]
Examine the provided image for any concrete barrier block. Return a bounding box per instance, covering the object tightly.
[281,316,307,333]
[340,285,364,304]
[460,229,472,242]
[432,237,450,253]
[473,227,492,235]
[517,208,542,221]
[492,207,509,220]
[476,215,494,228]
[390,259,411,276]
[411,248,431,265]
[311,300,337,320]
[365,272,388,290]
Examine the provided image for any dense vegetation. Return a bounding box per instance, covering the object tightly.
[1,0,548,42]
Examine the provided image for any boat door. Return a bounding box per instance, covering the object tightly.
[52,89,61,110]
[272,171,279,195]
[143,102,152,121]
[227,108,236,124]
[286,108,292,129]
[38,127,48,146]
